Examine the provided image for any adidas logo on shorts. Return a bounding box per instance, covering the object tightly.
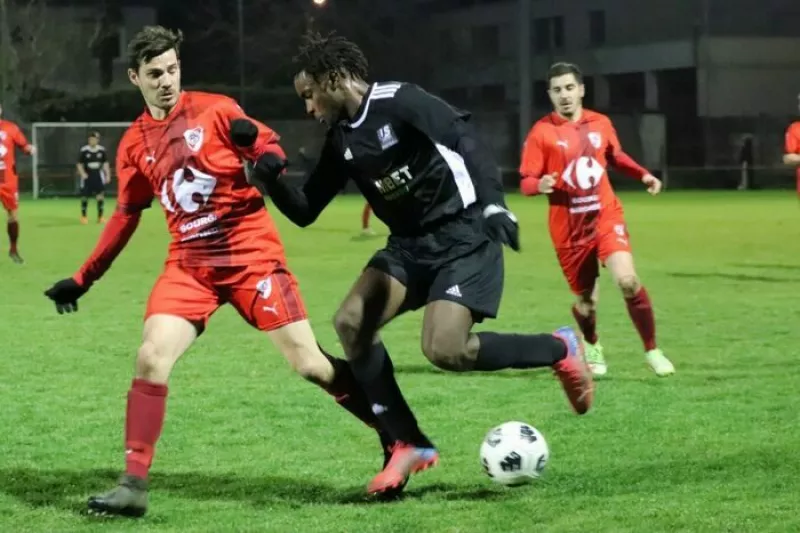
[445,285,462,298]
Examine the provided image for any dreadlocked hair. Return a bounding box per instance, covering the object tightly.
[293,31,369,83]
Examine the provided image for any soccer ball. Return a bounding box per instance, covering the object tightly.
[479,421,549,486]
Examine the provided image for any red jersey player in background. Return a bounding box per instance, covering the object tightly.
[44,26,432,518]
[782,92,800,196]
[519,62,675,378]
[0,103,36,263]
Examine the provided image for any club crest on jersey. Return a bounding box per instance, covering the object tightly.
[588,132,602,149]
[183,126,204,152]
[0,131,6,141]
[377,123,398,150]
[256,277,273,299]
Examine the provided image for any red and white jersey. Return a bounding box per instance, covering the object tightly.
[0,120,31,187]
[520,109,646,248]
[116,91,285,266]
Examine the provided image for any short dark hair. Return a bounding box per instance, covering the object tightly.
[547,62,583,84]
[293,31,369,83]
[127,25,183,70]
[88,130,100,139]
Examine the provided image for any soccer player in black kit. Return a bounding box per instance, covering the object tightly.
[230,32,594,496]
[76,130,110,224]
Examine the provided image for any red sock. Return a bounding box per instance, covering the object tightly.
[7,221,18,252]
[361,204,372,229]
[624,287,657,351]
[125,378,168,479]
[571,305,598,344]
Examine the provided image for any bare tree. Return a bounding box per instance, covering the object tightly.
[0,0,88,113]
[89,1,123,90]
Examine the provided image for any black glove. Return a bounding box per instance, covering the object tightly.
[44,278,88,314]
[230,118,259,148]
[230,118,288,193]
[483,204,520,251]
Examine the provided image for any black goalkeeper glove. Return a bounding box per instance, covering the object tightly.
[229,118,288,193]
[483,204,520,251]
[44,278,88,314]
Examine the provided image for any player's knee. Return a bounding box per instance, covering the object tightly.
[285,345,331,384]
[332,305,362,346]
[616,275,641,297]
[575,298,596,315]
[135,340,174,382]
[422,334,470,372]
[293,359,329,384]
[6,211,17,222]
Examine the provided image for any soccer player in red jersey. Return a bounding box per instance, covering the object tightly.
[44,26,432,518]
[0,103,36,263]
[782,92,800,197]
[519,62,675,378]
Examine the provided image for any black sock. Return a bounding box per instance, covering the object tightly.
[349,342,433,448]
[319,347,380,430]
[474,332,567,371]
[97,199,104,219]
[80,199,88,217]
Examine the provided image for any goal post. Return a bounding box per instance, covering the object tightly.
[31,122,131,199]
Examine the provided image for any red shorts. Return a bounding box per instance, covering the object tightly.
[555,219,633,295]
[0,185,18,212]
[145,262,307,332]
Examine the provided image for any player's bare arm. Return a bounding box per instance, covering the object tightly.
[782,153,800,166]
[782,125,800,166]
[76,162,88,180]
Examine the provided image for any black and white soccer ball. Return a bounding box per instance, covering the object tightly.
[480,421,549,486]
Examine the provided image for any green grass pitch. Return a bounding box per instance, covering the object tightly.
[0,191,797,532]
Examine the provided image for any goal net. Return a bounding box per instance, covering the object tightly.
[30,122,131,199]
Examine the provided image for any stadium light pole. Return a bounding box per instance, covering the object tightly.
[308,0,327,30]
[237,0,245,108]
[518,0,532,148]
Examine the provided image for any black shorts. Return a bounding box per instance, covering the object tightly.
[81,174,105,196]
[366,209,504,322]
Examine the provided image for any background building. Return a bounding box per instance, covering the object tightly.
[416,0,800,171]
